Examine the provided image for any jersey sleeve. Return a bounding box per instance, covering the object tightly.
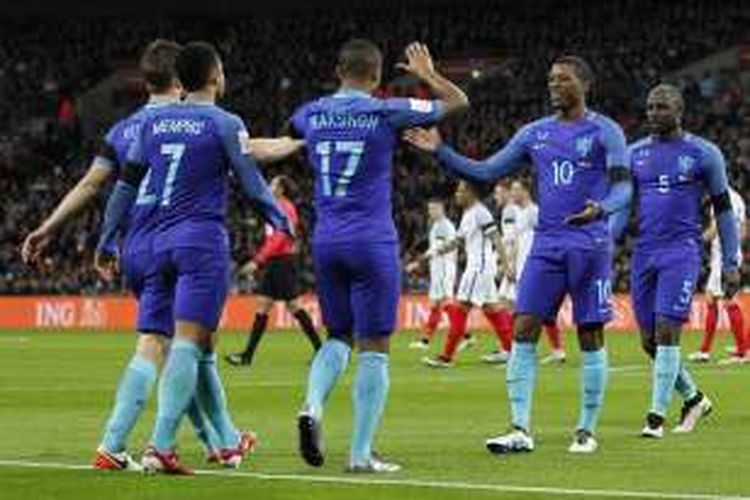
[599,118,629,169]
[699,141,730,196]
[218,114,291,233]
[478,206,498,236]
[93,125,120,169]
[383,98,445,129]
[289,103,309,139]
[435,123,530,182]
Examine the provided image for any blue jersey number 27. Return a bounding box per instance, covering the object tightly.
[135,142,185,206]
[315,140,365,197]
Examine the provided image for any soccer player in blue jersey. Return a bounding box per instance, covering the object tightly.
[610,84,740,438]
[22,39,226,472]
[291,39,468,472]
[96,41,291,474]
[405,56,632,454]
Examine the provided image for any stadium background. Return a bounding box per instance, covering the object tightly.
[1,0,750,311]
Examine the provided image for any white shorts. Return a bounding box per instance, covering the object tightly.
[706,262,723,297]
[456,269,499,306]
[498,276,517,302]
[429,268,456,301]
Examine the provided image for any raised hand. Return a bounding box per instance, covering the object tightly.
[403,127,442,153]
[395,42,435,80]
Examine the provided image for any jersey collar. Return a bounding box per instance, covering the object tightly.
[333,87,371,99]
[146,95,179,107]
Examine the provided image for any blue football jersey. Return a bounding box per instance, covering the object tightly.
[628,133,728,249]
[97,99,175,253]
[436,110,629,249]
[128,101,280,254]
[291,89,444,244]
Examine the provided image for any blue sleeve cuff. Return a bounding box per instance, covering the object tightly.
[96,181,137,253]
[716,209,740,271]
[600,180,633,215]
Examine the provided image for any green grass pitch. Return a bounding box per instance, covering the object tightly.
[0,329,748,499]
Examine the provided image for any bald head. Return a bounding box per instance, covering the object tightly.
[646,83,684,137]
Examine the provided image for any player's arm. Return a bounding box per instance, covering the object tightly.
[567,122,632,225]
[413,236,463,265]
[222,117,292,235]
[701,144,741,277]
[245,136,305,164]
[395,42,469,117]
[22,147,116,264]
[403,126,527,182]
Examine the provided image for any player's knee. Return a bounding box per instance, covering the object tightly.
[513,314,542,343]
[328,330,354,347]
[285,300,301,314]
[576,323,604,351]
[258,296,274,314]
[136,333,169,365]
[654,315,681,346]
[640,334,656,358]
[175,320,214,349]
[357,335,390,353]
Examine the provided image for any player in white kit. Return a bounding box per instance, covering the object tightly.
[689,186,748,364]
[420,180,513,368]
[407,199,458,349]
[485,180,566,365]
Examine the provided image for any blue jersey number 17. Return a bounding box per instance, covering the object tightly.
[315,140,365,197]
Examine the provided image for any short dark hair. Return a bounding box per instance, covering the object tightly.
[553,55,595,86]
[462,179,491,199]
[176,41,221,92]
[337,39,382,80]
[140,39,181,92]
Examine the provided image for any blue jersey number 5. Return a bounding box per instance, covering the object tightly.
[315,140,365,197]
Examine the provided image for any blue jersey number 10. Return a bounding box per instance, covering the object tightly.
[315,140,365,197]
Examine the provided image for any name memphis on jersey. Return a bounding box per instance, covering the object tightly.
[152,118,206,136]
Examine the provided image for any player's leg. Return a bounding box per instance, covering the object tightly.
[423,300,471,367]
[286,298,322,353]
[486,246,566,454]
[540,317,566,364]
[481,300,513,364]
[95,333,167,471]
[145,248,237,473]
[298,244,353,467]
[719,297,748,363]
[567,247,613,453]
[348,242,401,472]
[226,293,274,367]
[411,298,444,349]
[692,267,722,362]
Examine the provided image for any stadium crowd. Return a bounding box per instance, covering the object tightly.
[1,0,749,295]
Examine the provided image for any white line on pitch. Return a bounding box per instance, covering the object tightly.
[0,459,746,500]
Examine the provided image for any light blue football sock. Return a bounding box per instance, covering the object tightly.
[196,351,239,448]
[152,338,201,451]
[506,341,537,432]
[304,338,351,420]
[674,363,698,402]
[651,345,681,416]
[350,351,389,467]
[185,397,222,453]
[577,348,609,432]
[101,353,158,452]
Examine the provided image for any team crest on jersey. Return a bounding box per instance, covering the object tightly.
[575,135,594,158]
[678,155,695,174]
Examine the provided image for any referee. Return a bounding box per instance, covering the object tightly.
[226,175,322,367]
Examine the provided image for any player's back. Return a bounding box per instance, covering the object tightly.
[105,101,174,253]
[292,89,444,245]
[629,133,716,250]
[135,102,239,253]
